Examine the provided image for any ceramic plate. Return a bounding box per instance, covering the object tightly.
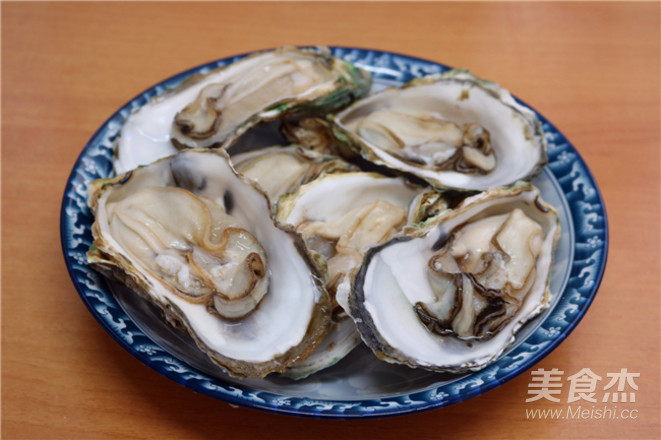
[61,47,608,418]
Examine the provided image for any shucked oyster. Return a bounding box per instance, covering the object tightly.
[114,47,371,173]
[349,182,560,372]
[329,70,547,191]
[278,172,423,308]
[276,172,423,378]
[87,149,331,378]
[230,144,357,204]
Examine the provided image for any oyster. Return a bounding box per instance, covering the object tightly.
[87,149,331,378]
[278,172,423,307]
[114,47,371,173]
[277,172,423,377]
[349,182,560,372]
[231,144,357,204]
[329,70,547,191]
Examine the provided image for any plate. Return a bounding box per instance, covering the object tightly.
[60,47,608,418]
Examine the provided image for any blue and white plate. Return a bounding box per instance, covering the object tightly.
[60,47,608,418]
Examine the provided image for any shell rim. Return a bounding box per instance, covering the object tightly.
[60,46,609,419]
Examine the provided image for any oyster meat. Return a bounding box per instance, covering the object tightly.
[348,182,560,372]
[114,47,371,173]
[231,144,356,204]
[88,149,331,378]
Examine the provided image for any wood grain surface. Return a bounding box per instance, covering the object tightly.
[2,2,659,439]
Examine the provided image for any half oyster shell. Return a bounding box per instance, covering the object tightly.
[114,46,371,173]
[277,171,423,308]
[349,182,560,372]
[277,172,423,378]
[88,149,331,378]
[330,70,547,191]
[230,144,357,205]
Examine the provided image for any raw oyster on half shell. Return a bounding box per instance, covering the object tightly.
[88,149,331,378]
[329,70,547,191]
[276,172,423,378]
[349,182,560,372]
[230,144,357,205]
[114,47,371,173]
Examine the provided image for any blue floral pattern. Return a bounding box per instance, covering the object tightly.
[60,47,608,418]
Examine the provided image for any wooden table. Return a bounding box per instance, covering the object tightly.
[2,2,659,438]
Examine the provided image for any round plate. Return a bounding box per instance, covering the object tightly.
[60,47,608,418]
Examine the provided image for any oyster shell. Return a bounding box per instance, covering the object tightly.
[283,313,362,380]
[277,172,423,307]
[230,144,357,204]
[348,182,560,372]
[114,46,371,173]
[329,70,547,191]
[88,149,331,378]
[277,172,423,377]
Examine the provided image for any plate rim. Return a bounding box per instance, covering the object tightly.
[60,46,609,419]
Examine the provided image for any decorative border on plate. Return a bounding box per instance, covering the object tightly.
[60,47,608,418]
